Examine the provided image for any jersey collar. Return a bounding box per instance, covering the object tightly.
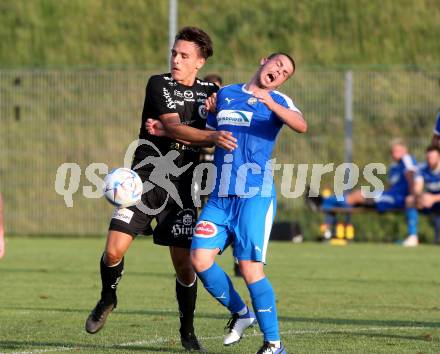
[241,84,253,95]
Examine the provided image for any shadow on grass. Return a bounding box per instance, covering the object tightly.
[293,275,440,287]
[0,340,223,353]
[278,315,440,329]
[2,306,439,329]
[0,306,227,320]
[0,267,174,278]
[348,331,435,342]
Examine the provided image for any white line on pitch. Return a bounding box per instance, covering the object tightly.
[4,326,430,354]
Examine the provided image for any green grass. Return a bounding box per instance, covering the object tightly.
[1,0,440,68]
[1,237,439,353]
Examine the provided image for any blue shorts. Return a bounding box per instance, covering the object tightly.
[191,195,276,263]
[374,191,406,212]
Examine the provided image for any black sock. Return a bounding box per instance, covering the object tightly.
[100,254,124,305]
[176,277,197,335]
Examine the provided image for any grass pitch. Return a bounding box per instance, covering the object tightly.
[0,237,439,353]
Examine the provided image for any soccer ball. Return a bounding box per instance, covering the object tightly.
[103,168,143,208]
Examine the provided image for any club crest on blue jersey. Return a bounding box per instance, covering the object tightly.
[247,97,257,105]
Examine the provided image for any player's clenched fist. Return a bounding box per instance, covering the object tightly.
[146,118,166,136]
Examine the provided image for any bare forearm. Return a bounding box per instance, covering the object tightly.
[430,193,440,203]
[155,114,237,152]
[165,124,216,144]
[271,103,307,133]
[176,137,215,147]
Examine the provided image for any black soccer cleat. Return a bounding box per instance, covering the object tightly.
[180,332,206,352]
[85,299,117,334]
[255,341,287,354]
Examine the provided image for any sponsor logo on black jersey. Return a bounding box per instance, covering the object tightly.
[172,208,195,237]
[163,87,176,109]
[196,79,214,86]
[174,90,184,98]
[184,90,194,99]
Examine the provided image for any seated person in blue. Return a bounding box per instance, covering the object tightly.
[309,138,419,246]
[431,110,440,147]
[409,145,440,213]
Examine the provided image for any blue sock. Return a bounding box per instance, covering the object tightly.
[324,213,337,226]
[247,277,279,342]
[406,207,418,236]
[322,195,349,210]
[197,262,246,314]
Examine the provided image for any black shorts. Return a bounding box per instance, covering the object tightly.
[109,174,197,248]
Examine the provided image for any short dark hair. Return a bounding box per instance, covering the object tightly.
[267,52,296,72]
[426,145,440,153]
[175,26,213,59]
[203,73,223,86]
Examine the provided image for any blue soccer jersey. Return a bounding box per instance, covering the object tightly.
[419,162,440,194]
[387,154,418,196]
[433,111,440,136]
[193,83,301,263]
[206,84,301,197]
[374,154,418,212]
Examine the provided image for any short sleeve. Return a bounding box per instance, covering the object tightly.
[145,76,178,116]
[273,91,302,114]
[415,163,425,182]
[402,154,417,172]
[433,112,440,135]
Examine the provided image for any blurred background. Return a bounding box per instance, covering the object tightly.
[1,0,440,240]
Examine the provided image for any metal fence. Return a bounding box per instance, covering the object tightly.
[1,69,439,235]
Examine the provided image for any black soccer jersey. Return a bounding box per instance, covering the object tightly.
[132,73,218,179]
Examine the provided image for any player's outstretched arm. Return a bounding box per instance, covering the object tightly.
[420,192,440,208]
[252,89,307,133]
[146,118,192,145]
[147,116,237,152]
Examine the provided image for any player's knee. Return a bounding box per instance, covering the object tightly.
[191,252,212,273]
[175,263,195,281]
[239,261,265,284]
[103,250,123,266]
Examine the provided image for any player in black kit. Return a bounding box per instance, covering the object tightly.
[85,27,237,351]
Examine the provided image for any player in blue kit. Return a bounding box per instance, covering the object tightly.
[406,146,440,243]
[310,139,420,246]
[410,145,440,212]
[148,52,306,354]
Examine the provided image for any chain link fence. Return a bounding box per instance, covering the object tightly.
[1,69,439,235]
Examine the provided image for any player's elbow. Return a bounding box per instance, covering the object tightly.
[297,121,308,133]
[293,118,307,133]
